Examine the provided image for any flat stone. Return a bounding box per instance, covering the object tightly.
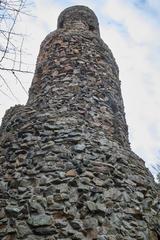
[128,175,146,186]
[125,179,136,187]
[135,191,144,201]
[45,155,56,161]
[58,171,65,178]
[73,143,86,152]
[53,193,69,201]
[83,217,98,229]
[81,177,91,184]
[124,207,141,216]
[56,183,68,192]
[93,178,104,186]
[27,214,52,227]
[82,171,94,178]
[72,232,85,240]
[29,200,44,213]
[33,226,57,235]
[70,220,82,230]
[17,221,32,238]
[86,201,96,212]
[65,169,77,177]
[44,123,63,130]
[0,209,5,219]
[18,186,27,193]
[55,220,68,228]
[42,141,55,150]
[142,198,152,210]
[49,202,64,211]
[122,192,131,202]
[104,188,122,200]
[96,203,106,214]
[67,136,81,142]
[78,183,90,192]
[5,205,22,217]
[97,235,109,240]
[0,181,7,192]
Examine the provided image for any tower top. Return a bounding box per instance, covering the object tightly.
[57,5,100,36]
[28,5,129,148]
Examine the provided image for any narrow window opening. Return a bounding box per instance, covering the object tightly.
[59,20,64,28]
[89,25,95,31]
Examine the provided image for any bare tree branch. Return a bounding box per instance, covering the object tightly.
[0,0,33,101]
[12,71,28,95]
[0,67,33,73]
[0,74,19,102]
[0,0,25,63]
[19,36,24,70]
[0,87,14,100]
[0,29,26,36]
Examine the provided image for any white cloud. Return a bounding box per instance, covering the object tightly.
[147,0,160,16]
[102,0,160,44]
[101,0,160,174]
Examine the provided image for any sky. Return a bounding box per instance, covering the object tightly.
[0,0,160,178]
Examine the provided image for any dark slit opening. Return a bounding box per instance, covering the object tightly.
[89,25,95,31]
[59,20,64,28]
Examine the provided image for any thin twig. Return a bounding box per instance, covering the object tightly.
[0,29,26,36]
[0,56,34,66]
[12,71,28,95]
[0,0,24,63]
[19,36,24,70]
[0,0,32,103]
[1,30,17,49]
[0,74,19,102]
[0,67,33,74]
[0,87,14,100]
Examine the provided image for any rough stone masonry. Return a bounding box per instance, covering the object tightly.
[0,5,159,240]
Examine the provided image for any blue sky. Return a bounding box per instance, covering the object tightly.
[0,0,160,179]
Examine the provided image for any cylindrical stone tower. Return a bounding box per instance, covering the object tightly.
[28,5,129,149]
[0,5,159,240]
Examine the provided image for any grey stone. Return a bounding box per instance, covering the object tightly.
[72,232,85,240]
[135,191,144,201]
[33,226,57,235]
[97,235,109,240]
[27,214,52,227]
[70,220,82,230]
[55,220,67,228]
[0,181,7,192]
[78,183,90,192]
[73,143,86,152]
[86,201,96,212]
[5,205,22,217]
[96,203,106,214]
[17,221,32,238]
[44,123,63,130]
[83,217,98,229]
[104,188,122,200]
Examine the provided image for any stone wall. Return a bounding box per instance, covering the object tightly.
[0,5,159,240]
[27,6,129,149]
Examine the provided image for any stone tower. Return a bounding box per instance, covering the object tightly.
[0,5,159,240]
